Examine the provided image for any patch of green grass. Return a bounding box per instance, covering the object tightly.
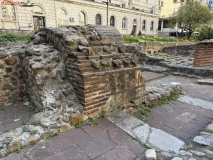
[75,120,86,128]
[88,117,99,127]
[124,36,183,42]
[3,129,10,133]
[153,52,162,56]
[101,109,108,118]
[27,102,36,110]
[16,146,25,153]
[0,33,30,42]
[166,69,172,74]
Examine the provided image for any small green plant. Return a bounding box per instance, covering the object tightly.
[75,120,86,128]
[35,108,41,113]
[16,146,25,153]
[88,117,99,127]
[4,151,9,156]
[0,33,30,42]
[47,133,60,140]
[153,52,161,56]
[166,69,172,74]
[7,99,16,104]
[131,29,134,35]
[27,103,36,110]
[134,108,151,122]
[101,109,108,118]
[3,129,10,133]
[0,104,4,111]
[138,30,142,36]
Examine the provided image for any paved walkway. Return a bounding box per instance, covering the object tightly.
[0,102,34,133]
[1,71,213,159]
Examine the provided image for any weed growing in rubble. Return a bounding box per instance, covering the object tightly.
[88,117,99,127]
[134,108,152,122]
[75,120,86,128]
[27,103,36,110]
[16,146,25,153]
[0,104,4,111]
[101,109,108,118]
[7,99,16,104]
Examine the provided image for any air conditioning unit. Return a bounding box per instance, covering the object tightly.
[122,4,126,8]
[70,17,74,22]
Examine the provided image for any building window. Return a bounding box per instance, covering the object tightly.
[122,17,127,28]
[1,5,16,20]
[79,11,86,26]
[128,0,131,7]
[181,0,185,2]
[161,1,164,7]
[173,0,177,3]
[133,19,137,23]
[110,16,115,26]
[142,20,146,30]
[163,20,169,28]
[96,14,101,25]
[2,8,7,15]
[58,8,66,26]
[146,0,148,3]
[150,21,154,30]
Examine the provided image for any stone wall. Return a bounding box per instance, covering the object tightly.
[125,41,197,54]
[193,41,213,67]
[0,48,26,103]
[163,43,196,56]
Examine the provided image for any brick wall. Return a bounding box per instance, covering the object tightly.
[193,42,213,67]
[43,25,148,117]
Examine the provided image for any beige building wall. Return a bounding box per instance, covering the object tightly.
[0,0,159,36]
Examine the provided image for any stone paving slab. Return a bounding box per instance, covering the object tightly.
[0,101,34,134]
[142,71,167,82]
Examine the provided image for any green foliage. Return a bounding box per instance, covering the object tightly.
[101,109,108,118]
[138,30,142,36]
[0,104,4,111]
[166,69,172,74]
[75,120,86,128]
[8,99,16,104]
[153,52,161,56]
[131,30,134,35]
[180,30,185,37]
[16,146,25,153]
[0,33,30,42]
[124,36,182,42]
[88,117,99,127]
[169,1,213,39]
[198,25,213,41]
[47,133,60,140]
[134,108,152,122]
[27,102,36,110]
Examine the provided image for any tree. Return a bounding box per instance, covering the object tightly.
[169,0,213,40]
[138,30,142,36]
[198,25,213,41]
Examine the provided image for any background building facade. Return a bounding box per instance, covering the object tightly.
[0,0,159,36]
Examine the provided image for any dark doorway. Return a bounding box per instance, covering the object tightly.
[96,14,101,25]
[133,25,136,35]
[158,21,162,30]
[110,16,115,26]
[33,16,45,31]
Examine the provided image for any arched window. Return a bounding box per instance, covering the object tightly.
[133,19,137,23]
[96,14,101,25]
[110,16,115,26]
[1,2,16,20]
[142,20,146,30]
[150,21,154,30]
[79,11,86,26]
[122,18,127,29]
[58,8,66,26]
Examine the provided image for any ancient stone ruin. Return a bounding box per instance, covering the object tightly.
[0,25,183,156]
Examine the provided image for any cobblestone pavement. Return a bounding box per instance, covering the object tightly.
[1,117,163,160]
[1,72,213,159]
[0,101,34,133]
[136,72,213,144]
